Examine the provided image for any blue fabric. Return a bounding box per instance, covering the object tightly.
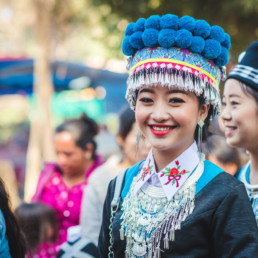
[121,160,224,200]
[236,164,250,183]
[0,209,11,258]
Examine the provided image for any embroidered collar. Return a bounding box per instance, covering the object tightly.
[134,142,200,200]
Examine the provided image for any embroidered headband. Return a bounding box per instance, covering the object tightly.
[227,41,258,92]
[122,14,231,118]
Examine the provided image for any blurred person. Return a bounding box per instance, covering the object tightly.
[0,159,21,209]
[0,178,26,257]
[15,202,57,257]
[78,105,150,248]
[203,135,242,175]
[99,14,258,257]
[221,41,258,223]
[31,113,103,256]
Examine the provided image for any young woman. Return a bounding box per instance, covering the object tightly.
[32,113,103,257]
[98,15,258,257]
[221,41,258,223]
[0,178,26,258]
[80,105,150,247]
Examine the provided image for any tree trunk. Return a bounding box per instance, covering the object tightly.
[24,0,56,201]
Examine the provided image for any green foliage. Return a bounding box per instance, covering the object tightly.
[90,0,258,62]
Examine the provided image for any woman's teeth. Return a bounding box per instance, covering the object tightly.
[152,126,171,131]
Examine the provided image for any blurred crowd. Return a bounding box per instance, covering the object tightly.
[0,103,249,257]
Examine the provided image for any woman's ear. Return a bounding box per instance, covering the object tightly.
[199,104,210,121]
[85,143,94,159]
[116,135,125,148]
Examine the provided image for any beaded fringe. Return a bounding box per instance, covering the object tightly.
[120,179,196,258]
[126,67,221,118]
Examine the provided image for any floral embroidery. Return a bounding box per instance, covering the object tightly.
[137,159,153,182]
[160,160,189,187]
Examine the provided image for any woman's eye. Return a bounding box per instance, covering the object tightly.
[139,97,153,103]
[221,101,226,107]
[169,98,184,103]
[231,101,239,106]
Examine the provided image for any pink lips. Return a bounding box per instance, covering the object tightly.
[149,124,175,136]
[224,126,236,137]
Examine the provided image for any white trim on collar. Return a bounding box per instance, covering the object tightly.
[134,142,200,200]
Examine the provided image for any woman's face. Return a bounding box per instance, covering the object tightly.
[54,131,88,176]
[135,85,208,157]
[221,79,258,151]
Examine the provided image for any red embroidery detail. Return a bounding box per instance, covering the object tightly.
[160,160,189,187]
[137,159,153,182]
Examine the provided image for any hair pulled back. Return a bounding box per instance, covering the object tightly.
[55,113,99,159]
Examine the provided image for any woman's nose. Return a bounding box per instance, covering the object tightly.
[151,103,170,122]
[221,105,231,121]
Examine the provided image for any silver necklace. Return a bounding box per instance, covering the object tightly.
[120,154,205,258]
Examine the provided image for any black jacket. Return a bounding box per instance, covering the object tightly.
[99,169,258,258]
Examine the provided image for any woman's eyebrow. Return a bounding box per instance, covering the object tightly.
[139,88,154,94]
[167,90,188,95]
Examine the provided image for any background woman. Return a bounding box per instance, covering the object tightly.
[32,113,102,257]
[80,105,150,247]
[221,41,258,223]
[99,14,258,257]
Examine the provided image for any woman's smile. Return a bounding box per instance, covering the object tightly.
[149,124,177,136]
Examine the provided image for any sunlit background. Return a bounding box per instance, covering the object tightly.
[0,0,257,203]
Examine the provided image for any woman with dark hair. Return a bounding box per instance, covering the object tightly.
[98,14,258,257]
[15,202,57,257]
[0,178,26,258]
[221,41,258,223]
[32,113,103,257]
[79,105,150,249]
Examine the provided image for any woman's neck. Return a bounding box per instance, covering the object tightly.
[62,160,94,188]
[249,151,258,185]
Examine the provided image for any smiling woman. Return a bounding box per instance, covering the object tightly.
[221,41,258,224]
[98,14,258,258]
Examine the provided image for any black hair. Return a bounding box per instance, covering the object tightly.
[55,113,99,159]
[0,179,26,258]
[203,135,241,170]
[239,81,258,105]
[194,94,213,143]
[15,202,57,253]
[118,105,136,140]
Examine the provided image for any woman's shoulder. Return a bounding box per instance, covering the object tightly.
[198,160,246,198]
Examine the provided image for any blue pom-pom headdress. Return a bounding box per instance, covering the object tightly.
[122,14,231,118]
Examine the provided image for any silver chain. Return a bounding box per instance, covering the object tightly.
[108,201,120,258]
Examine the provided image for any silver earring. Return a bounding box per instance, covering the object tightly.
[197,120,205,153]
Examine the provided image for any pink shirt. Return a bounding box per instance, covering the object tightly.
[30,155,102,257]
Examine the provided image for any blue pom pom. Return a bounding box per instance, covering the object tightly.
[145,15,160,30]
[158,29,176,48]
[175,29,193,49]
[125,23,135,36]
[130,31,144,49]
[122,36,136,56]
[135,18,146,31]
[160,14,178,30]
[190,36,205,53]
[177,16,195,32]
[221,33,231,50]
[215,46,229,66]
[142,29,159,47]
[194,20,210,38]
[210,25,225,43]
[202,39,221,59]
